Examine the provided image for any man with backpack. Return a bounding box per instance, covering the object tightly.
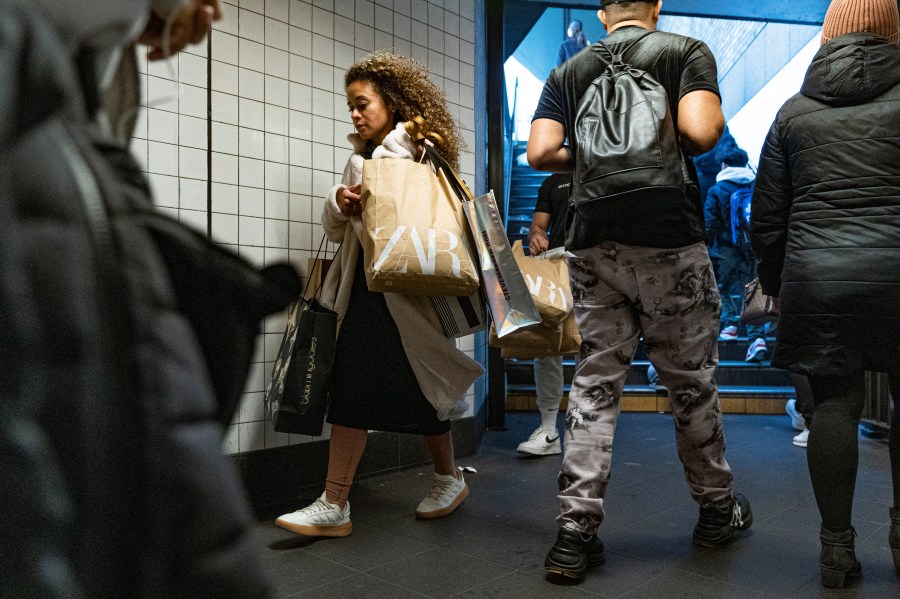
[704,147,768,361]
[528,0,752,581]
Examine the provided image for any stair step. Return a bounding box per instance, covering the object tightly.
[506,210,531,223]
[505,348,792,388]
[506,211,535,220]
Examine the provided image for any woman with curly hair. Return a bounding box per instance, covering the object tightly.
[275,52,483,538]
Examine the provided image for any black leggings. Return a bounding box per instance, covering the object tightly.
[807,372,900,532]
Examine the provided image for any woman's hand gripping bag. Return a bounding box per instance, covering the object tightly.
[511,240,572,324]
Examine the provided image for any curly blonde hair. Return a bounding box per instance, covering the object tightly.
[345,52,462,171]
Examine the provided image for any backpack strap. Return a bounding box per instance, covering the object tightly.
[597,29,655,64]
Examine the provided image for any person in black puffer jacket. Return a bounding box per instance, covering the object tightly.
[0,3,298,597]
[751,0,900,588]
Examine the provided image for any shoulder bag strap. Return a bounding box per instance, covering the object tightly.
[598,29,655,64]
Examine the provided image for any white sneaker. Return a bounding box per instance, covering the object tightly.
[785,399,806,431]
[745,338,767,362]
[517,426,562,456]
[416,470,469,519]
[275,493,352,537]
[646,364,666,391]
[718,326,738,342]
[793,429,809,448]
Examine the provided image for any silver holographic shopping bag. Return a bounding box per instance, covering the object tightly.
[421,143,540,337]
[462,191,541,337]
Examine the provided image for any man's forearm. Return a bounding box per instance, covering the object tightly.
[529,146,574,172]
[529,222,548,236]
[527,119,573,172]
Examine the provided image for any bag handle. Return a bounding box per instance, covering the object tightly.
[302,233,331,301]
[404,117,475,203]
[423,144,474,203]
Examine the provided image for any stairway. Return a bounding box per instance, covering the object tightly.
[505,141,549,250]
[505,336,795,415]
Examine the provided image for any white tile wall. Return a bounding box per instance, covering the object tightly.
[136,0,480,455]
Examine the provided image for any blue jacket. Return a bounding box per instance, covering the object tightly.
[703,166,755,252]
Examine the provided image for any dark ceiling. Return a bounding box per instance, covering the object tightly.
[518,0,832,25]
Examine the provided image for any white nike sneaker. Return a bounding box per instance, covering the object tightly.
[793,428,809,448]
[275,493,352,537]
[416,470,469,519]
[785,399,806,431]
[517,426,562,456]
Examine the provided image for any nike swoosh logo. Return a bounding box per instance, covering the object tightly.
[545,436,559,444]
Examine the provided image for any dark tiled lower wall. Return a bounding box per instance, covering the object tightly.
[234,403,486,519]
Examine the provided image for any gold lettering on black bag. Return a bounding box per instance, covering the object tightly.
[301,336,317,405]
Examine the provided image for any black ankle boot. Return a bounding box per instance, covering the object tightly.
[890,508,900,575]
[819,525,862,588]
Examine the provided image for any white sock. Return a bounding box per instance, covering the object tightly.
[539,406,559,432]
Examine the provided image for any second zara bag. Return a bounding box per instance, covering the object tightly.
[360,158,480,296]
[511,241,573,325]
[488,312,582,359]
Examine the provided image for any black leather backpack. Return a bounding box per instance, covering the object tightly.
[572,31,690,222]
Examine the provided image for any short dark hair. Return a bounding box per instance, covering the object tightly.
[717,147,749,167]
[602,1,656,24]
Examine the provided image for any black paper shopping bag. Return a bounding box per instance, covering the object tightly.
[264,297,337,436]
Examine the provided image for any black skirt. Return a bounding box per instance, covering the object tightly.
[327,247,450,435]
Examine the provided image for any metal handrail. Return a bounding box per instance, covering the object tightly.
[502,77,518,230]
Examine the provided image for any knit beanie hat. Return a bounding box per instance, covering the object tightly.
[821,0,900,44]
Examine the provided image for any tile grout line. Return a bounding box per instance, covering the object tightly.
[207,31,213,238]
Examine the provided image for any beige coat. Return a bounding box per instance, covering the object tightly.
[319,123,483,421]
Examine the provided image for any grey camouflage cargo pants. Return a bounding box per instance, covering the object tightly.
[559,241,734,534]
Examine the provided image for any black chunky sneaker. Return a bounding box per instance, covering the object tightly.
[693,493,753,547]
[544,527,606,580]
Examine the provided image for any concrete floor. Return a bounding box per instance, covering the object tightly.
[254,412,897,598]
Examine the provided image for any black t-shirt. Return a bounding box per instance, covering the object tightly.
[533,26,720,250]
[534,172,572,250]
